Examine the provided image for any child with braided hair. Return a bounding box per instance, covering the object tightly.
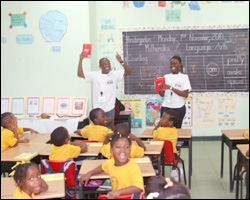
[11,162,48,199]
[146,176,190,199]
[101,123,146,159]
[79,132,144,199]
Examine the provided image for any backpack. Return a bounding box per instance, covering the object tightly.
[115,98,125,119]
[41,159,78,199]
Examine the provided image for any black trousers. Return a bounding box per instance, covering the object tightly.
[160,105,186,128]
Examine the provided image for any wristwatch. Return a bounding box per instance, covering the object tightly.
[120,61,125,65]
[170,86,173,90]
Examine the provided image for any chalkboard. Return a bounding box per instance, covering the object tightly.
[122,28,249,94]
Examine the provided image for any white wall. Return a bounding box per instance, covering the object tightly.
[1,1,92,108]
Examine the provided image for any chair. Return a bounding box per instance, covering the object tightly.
[154,140,186,185]
[41,159,78,199]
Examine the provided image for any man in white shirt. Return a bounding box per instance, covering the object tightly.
[77,52,131,125]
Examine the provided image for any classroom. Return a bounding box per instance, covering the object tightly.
[1,1,249,199]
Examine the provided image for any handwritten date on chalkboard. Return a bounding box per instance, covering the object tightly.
[122,29,249,94]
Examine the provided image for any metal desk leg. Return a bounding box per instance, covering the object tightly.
[188,139,192,189]
[235,151,240,199]
[221,135,225,178]
[79,182,83,199]
[229,141,233,192]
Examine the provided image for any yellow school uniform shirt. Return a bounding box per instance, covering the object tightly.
[49,144,81,161]
[101,143,144,159]
[244,130,249,140]
[13,188,35,199]
[102,158,145,193]
[1,128,18,150]
[153,127,178,154]
[80,124,112,142]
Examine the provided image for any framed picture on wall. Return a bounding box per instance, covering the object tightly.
[12,98,25,116]
[57,97,70,116]
[1,98,10,114]
[27,97,40,116]
[42,97,56,115]
[71,97,88,116]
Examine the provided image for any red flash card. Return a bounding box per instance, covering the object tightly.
[83,44,92,58]
[154,77,165,92]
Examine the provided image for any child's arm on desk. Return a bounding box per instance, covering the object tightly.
[129,134,146,151]
[107,186,143,199]
[40,177,49,193]
[70,141,88,153]
[78,165,103,186]
[23,128,39,134]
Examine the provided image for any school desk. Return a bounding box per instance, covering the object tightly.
[235,144,249,199]
[1,173,65,199]
[140,128,192,189]
[1,143,50,173]
[220,129,249,192]
[132,140,164,176]
[78,157,156,199]
[39,142,103,158]
[17,117,81,134]
[19,133,51,144]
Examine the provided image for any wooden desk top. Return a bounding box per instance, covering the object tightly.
[1,173,65,199]
[236,144,249,159]
[20,133,51,144]
[221,129,248,140]
[1,143,49,162]
[132,141,164,155]
[70,132,83,138]
[78,157,155,179]
[39,143,103,157]
[140,128,192,139]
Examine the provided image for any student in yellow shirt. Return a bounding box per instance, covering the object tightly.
[243,130,249,140]
[153,109,181,182]
[101,123,146,159]
[76,108,114,142]
[49,126,88,161]
[79,132,144,199]
[1,112,32,150]
[12,162,48,199]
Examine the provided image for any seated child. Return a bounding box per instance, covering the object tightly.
[49,126,87,161]
[76,108,114,142]
[101,123,146,159]
[1,112,31,150]
[153,110,181,181]
[244,130,249,140]
[12,162,48,199]
[79,132,145,199]
[146,176,190,199]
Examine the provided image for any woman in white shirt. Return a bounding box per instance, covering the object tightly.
[158,56,192,128]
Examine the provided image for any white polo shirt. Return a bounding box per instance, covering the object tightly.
[85,70,124,112]
[162,72,192,109]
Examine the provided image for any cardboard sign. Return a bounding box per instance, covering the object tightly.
[154,77,165,92]
[83,44,92,58]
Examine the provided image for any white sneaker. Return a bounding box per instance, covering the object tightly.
[170,169,179,182]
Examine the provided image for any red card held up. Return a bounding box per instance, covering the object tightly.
[154,77,165,92]
[83,44,92,58]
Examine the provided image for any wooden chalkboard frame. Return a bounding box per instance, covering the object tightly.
[120,25,249,95]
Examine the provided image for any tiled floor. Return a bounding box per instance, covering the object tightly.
[169,140,247,199]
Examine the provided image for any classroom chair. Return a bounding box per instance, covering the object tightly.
[41,159,78,199]
[97,193,145,199]
[154,140,187,184]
